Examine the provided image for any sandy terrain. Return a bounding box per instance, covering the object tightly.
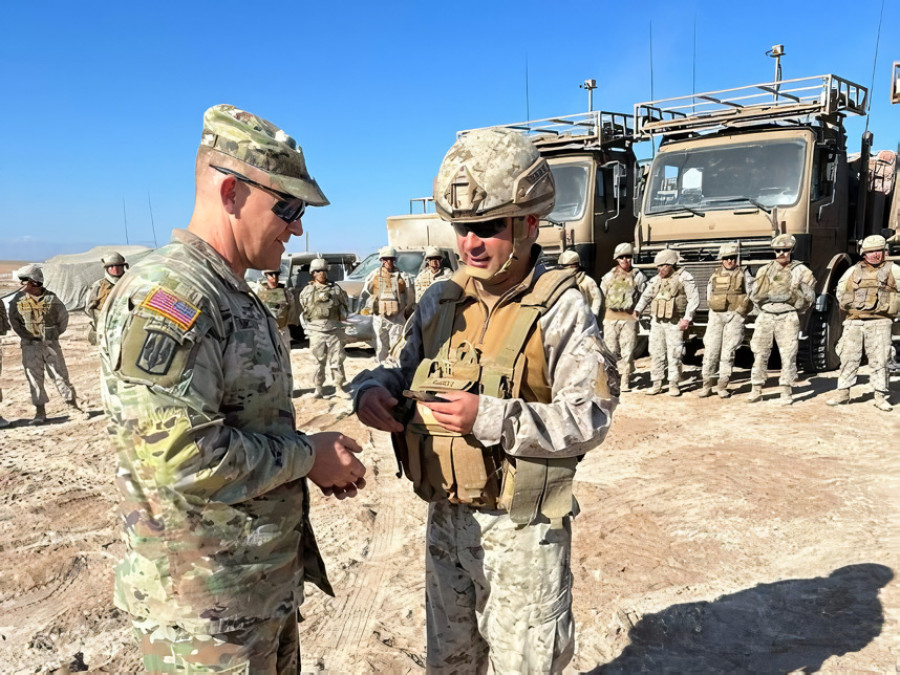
[0,262,898,673]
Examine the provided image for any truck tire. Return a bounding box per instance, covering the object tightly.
[799,300,842,373]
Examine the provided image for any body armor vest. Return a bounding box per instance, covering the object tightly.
[649,271,688,320]
[396,267,581,524]
[840,262,900,319]
[372,269,406,317]
[15,293,57,340]
[256,285,292,328]
[754,261,796,305]
[304,282,344,321]
[605,267,639,311]
[707,266,751,315]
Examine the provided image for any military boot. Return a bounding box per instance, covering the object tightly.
[716,377,731,399]
[747,386,763,403]
[646,381,663,396]
[826,389,850,406]
[31,405,47,426]
[668,382,682,397]
[779,386,793,406]
[696,379,714,398]
[619,373,631,393]
[873,392,893,412]
[313,386,325,398]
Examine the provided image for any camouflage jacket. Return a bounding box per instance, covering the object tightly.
[9,288,69,342]
[574,271,603,317]
[298,280,349,331]
[0,299,9,335]
[634,269,700,322]
[254,283,296,329]
[413,266,453,303]
[100,229,330,636]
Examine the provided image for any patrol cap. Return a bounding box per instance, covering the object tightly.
[379,246,397,259]
[860,234,887,253]
[771,234,796,249]
[558,250,580,266]
[654,249,679,266]
[200,104,329,207]
[309,258,328,272]
[613,243,634,258]
[424,246,442,259]
[103,252,127,267]
[718,243,739,259]
[16,264,43,284]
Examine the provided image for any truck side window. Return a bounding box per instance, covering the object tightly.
[811,150,833,201]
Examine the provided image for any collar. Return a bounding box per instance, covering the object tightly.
[172,229,251,292]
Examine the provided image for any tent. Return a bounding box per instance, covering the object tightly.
[41,245,154,309]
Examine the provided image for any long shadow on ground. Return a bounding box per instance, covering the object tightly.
[590,563,893,673]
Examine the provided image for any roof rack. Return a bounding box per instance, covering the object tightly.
[634,74,868,139]
[459,110,634,150]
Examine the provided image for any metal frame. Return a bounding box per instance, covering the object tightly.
[459,110,635,150]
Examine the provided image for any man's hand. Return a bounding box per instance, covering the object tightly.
[306,432,367,500]
[357,387,403,433]
[677,318,690,331]
[419,390,479,435]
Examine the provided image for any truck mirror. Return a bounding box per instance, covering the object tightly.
[892,62,900,105]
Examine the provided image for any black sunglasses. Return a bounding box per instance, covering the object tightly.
[616,255,633,260]
[212,165,307,223]
[721,256,737,261]
[774,248,792,253]
[451,218,507,239]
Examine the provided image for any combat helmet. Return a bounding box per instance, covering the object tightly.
[717,243,740,259]
[613,243,634,259]
[771,234,796,249]
[309,257,328,272]
[16,264,43,284]
[859,234,887,253]
[654,249,679,267]
[379,246,397,259]
[102,251,128,268]
[558,250,581,266]
[424,246,442,259]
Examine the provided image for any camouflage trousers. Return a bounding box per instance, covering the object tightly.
[602,319,638,380]
[649,319,685,384]
[133,610,299,674]
[701,310,746,381]
[309,330,346,388]
[750,311,799,386]
[425,501,574,675]
[20,340,76,406]
[373,313,404,364]
[278,326,291,352]
[836,318,893,393]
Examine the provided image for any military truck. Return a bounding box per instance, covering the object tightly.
[631,73,898,372]
[457,110,639,280]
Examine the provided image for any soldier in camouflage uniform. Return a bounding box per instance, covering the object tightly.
[85,251,128,346]
[600,243,647,392]
[748,234,816,405]
[299,257,350,397]
[0,299,9,428]
[9,265,87,424]
[827,235,900,411]
[99,104,367,674]
[354,128,618,674]
[414,245,453,302]
[558,249,603,321]
[365,246,414,363]
[634,249,700,396]
[697,243,754,398]
[255,268,297,349]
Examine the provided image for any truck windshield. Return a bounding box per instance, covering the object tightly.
[645,139,806,214]
[547,161,590,222]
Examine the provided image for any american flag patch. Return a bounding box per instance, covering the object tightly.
[140,287,201,331]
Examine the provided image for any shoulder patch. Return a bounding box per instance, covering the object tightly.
[140,287,201,331]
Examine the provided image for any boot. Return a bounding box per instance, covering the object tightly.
[0,416,9,429]
[646,381,663,396]
[334,380,350,398]
[826,389,850,406]
[716,377,731,399]
[31,404,47,426]
[780,385,793,406]
[668,382,682,397]
[68,400,90,420]
[696,379,714,398]
[619,373,631,393]
[313,386,325,398]
[747,386,763,403]
[873,392,893,412]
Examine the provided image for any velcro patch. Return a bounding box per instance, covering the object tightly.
[136,331,179,375]
[140,287,200,331]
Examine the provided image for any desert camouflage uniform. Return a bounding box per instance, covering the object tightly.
[365,267,413,363]
[701,266,754,382]
[600,266,648,386]
[85,273,118,346]
[749,261,816,387]
[299,280,349,394]
[255,282,296,349]
[0,301,8,425]
[634,270,700,387]
[833,260,900,394]
[414,265,453,303]
[100,229,332,670]
[9,287,78,406]
[575,271,603,320]
[353,256,618,674]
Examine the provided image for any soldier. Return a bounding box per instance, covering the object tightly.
[353,128,618,673]
[697,243,754,398]
[364,246,413,363]
[600,243,648,392]
[558,249,603,321]
[9,265,87,424]
[99,104,367,673]
[413,245,453,302]
[748,234,816,405]
[633,249,700,396]
[85,251,128,345]
[255,268,296,349]
[299,257,350,397]
[827,235,900,411]
[0,299,9,428]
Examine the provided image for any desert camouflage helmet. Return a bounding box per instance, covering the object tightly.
[433,128,555,223]
[859,235,887,253]
[424,246,442,259]
[558,250,581,266]
[16,264,43,284]
[200,104,329,206]
[379,246,397,259]
[613,243,634,258]
[654,249,679,267]
[309,257,328,272]
[718,243,740,259]
[771,234,796,249]
[103,252,127,267]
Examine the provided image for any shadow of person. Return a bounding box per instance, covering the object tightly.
[591,563,893,673]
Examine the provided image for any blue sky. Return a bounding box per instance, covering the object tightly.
[1,0,897,261]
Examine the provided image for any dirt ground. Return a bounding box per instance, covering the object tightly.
[0,262,898,674]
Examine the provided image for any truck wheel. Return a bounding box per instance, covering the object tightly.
[800,301,842,373]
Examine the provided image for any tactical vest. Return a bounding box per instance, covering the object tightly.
[90,279,115,313]
[605,267,639,311]
[372,269,406,317]
[840,262,900,319]
[16,293,52,339]
[707,266,751,315]
[304,282,344,321]
[397,267,582,525]
[257,285,292,328]
[649,271,688,320]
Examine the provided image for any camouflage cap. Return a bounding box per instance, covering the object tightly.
[613,242,634,258]
[201,104,329,206]
[434,128,555,223]
[558,250,580,266]
[654,249,679,266]
[717,243,740,259]
[771,234,796,249]
[16,264,43,284]
[860,234,887,253]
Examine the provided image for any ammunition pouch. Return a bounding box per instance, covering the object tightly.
[840,264,899,319]
[377,299,400,317]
